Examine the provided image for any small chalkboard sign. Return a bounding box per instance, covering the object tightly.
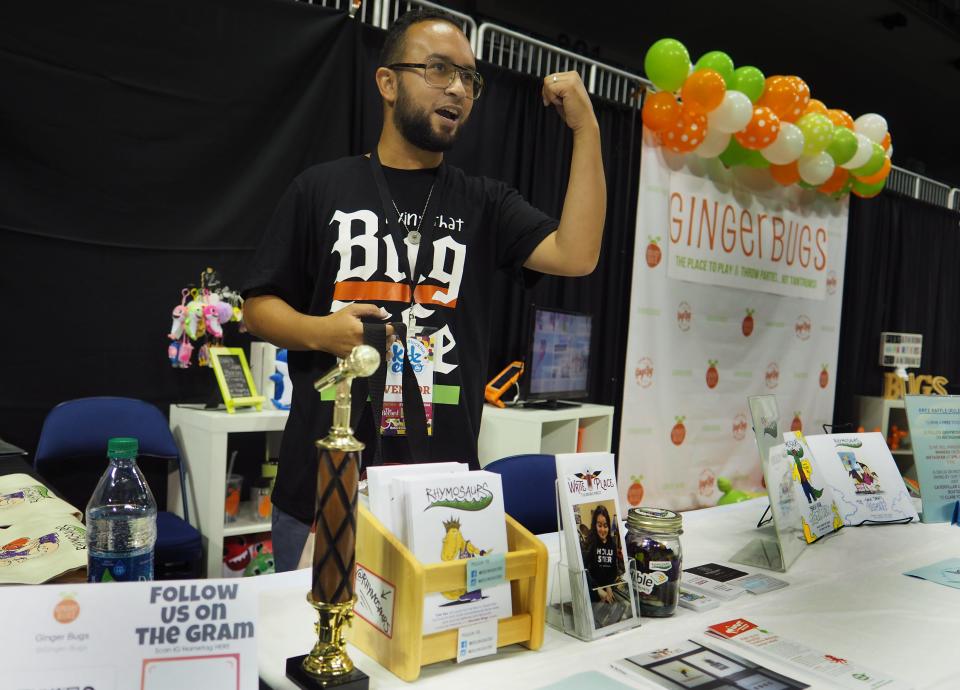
[209,347,264,413]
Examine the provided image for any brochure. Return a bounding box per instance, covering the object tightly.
[0,514,88,585]
[706,618,913,690]
[677,590,720,612]
[681,563,747,601]
[782,431,843,543]
[611,638,809,689]
[365,462,467,542]
[804,432,918,525]
[401,470,511,634]
[554,452,638,639]
[904,395,960,523]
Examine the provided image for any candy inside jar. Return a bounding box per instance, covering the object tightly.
[625,507,683,617]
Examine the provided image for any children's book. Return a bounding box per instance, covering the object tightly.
[804,432,918,525]
[554,452,638,640]
[782,431,843,543]
[0,473,82,526]
[401,470,511,634]
[0,514,88,584]
[365,462,467,543]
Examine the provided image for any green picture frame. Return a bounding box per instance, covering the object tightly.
[209,346,264,413]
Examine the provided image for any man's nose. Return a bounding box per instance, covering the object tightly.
[445,71,467,98]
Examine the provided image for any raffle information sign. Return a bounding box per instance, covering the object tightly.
[618,135,848,511]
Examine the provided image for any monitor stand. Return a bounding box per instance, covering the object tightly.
[521,399,582,410]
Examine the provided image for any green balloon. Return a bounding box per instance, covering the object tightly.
[731,66,765,103]
[744,149,770,169]
[695,51,735,87]
[852,176,886,197]
[826,127,858,165]
[644,38,691,92]
[851,142,886,178]
[718,138,749,167]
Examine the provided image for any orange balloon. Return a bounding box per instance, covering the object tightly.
[770,162,800,186]
[818,167,850,194]
[757,76,795,121]
[642,91,680,132]
[857,156,892,185]
[881,132,892,151]
[663,103,708,153]
[827,108,855,130]
[681,69,726,113]
[734,106,780,150]
[782,76,811,122]
[804,99,828,116]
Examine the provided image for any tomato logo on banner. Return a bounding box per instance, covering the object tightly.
[791,411,803,432]
[706,360,719,389]
[646,236,662,268]
[827,270,838,295]
[635,358,654,388]
[732,413,748,441]
[795,315,812,340]
[627,476,645,506]
[765,362,780,389]
[820,365,829,389]
[742,308,755,337]
[677,301,692,331]
[670,416,686,445]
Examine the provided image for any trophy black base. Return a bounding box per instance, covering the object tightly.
[285,656,369,690]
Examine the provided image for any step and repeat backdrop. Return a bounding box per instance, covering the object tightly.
[617,132,848,511]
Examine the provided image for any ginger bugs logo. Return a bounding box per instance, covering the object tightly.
[794,315,812,340]
[635,357,654,388]
[765,362,780,389]
[826,270,838,295]
[676,301,692,332]
[732,413,748,441]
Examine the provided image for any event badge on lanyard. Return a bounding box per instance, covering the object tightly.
[368,150,444,438]
[381,333,434,436]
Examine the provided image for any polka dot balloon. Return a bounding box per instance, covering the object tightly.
[663,104,708,153]
[734,105,780,150]
[797,112,835,155]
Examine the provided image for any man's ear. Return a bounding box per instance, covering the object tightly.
[375,66,397,105]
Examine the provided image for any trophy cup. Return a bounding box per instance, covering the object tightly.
[286,345,380,690]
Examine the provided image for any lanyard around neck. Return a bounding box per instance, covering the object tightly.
[368,150,444,293]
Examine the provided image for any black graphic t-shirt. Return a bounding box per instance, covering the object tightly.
[243,155,557,524]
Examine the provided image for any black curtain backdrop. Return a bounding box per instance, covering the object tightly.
[834,192,960,428]
[0,2,640,457]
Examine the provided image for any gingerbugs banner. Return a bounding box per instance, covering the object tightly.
[617,132,848,511]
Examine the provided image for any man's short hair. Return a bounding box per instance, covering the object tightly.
[379,8,465,66]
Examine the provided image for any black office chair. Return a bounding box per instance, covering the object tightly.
[34,397,203,579]
[485,453,558,535]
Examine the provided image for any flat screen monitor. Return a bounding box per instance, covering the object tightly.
[522,306,592,406]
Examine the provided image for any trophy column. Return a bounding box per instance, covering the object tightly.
[286,345,379,690]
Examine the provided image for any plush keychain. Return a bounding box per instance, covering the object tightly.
[168,339,181,367]
[197,342,211,367]
[203,304,223,339]
[168,289,190,340]
[215,300,233,325]
[177,336,194,368]
[185,298,206,340]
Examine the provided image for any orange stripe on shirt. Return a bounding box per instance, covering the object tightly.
[333,281,411,303]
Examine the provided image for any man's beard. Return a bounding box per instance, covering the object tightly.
[393,83,462,153]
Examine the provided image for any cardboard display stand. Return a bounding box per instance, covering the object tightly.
[350,504,548,682]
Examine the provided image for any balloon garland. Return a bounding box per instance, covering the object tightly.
[642,38,892,199]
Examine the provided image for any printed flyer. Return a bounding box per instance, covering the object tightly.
[402,470,511,634]
[707,618,913,690]
[904,395,960,523]
[804,432,917,525]
[782,431,843,543]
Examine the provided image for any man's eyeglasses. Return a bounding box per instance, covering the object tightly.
[387,58,484,100]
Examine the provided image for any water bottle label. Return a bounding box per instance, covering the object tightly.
[88,551,154,582]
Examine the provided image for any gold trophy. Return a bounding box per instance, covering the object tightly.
[286,345,380,690]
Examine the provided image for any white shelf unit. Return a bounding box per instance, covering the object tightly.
[856,395,916,480]
[476,402,614,467]
[168,405,288,577]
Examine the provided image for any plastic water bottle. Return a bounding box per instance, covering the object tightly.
[86,437,158,582]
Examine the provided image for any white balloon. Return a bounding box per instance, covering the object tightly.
[840,132,873,170]
[854,113,888,144]
[886,143,894,160]
[694,127,731,158]
[708,90,753,133]
[761,122,804,165]
[797,152,835,186]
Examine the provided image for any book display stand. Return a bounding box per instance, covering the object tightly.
[349,504,548,682]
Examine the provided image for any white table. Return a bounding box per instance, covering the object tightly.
[256,499,960,689]
[168,405,288,577]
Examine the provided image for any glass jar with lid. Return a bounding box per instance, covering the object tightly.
[625,507,683,617]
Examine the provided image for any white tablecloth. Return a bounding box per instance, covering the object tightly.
[257,499,960,689]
